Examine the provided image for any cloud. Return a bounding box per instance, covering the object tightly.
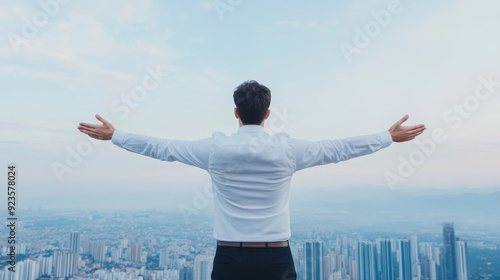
[0,64,69,81]
[0,120,67,133]
[2,1,180,92]
[18,43,136,90]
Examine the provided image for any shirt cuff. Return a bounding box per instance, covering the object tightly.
[379,130,393,147]
[111,129,127,146]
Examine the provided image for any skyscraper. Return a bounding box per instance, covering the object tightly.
[443,222,457,280]
[130,243,143,263]
[304,240,324,280]
[398,239,412,280]
[324,254,336,279]
[83,242,107,262]
[418,242,438,280]
[53,251,79,278]
[194,255,213,280]
[357,241,376,280]
[69,231,81,254]
[180,266,194,280]
[24,259,39,280]
[456,239,469,280]
[410,235,421,279]
[39,256,53,277]
[2,258,39,280]
[159,248,169,268]
[379,239,394,280]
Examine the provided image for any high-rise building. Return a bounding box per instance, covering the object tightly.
[349,260,357,280]
[130,243,142,263]
[357,241,376,280]
[379,239,394,280]
[39,256,53,277]
[15,244,26,255]
[69,231,81,254]
[304,240,324,280]
[433,247,441,266]
[83,242,107,262]
[121,238,129,248]
[109,246,122,261]
[53,251,79,278]
[24,259,39,280]
[324,254,336,279]
[418,243,437,280]
[410,235,421,279]
[443,222,457,280]
[12,259,39,280]
[194,255,213,280]
[334,252,347,279]
[180,266,194,280]
[398,239,412,280]
[456,239,469,280]
[2,267,12,280]
[159,248,170,268]
[429,260,437,280]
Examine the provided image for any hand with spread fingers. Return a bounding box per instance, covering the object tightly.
[78,114,115,140]
[388,114,426,142]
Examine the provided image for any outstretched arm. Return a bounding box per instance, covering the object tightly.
[77,114,211,170]
[388,114,426,142]
[78,114,115,140]
[291,115,426,171]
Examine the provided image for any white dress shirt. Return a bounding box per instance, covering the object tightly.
[112,125,392,242]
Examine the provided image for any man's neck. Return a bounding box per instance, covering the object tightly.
[239,121,265,127]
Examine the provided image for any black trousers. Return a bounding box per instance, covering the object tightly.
[211,245,297,280]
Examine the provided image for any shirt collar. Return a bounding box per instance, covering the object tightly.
[237,125,265,133]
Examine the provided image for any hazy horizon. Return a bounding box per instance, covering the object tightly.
[1,0,500,211]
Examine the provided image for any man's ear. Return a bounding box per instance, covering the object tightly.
[264,109,270,120]
[234,108,239,119]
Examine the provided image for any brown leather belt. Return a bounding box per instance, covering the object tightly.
[217,240,289,248]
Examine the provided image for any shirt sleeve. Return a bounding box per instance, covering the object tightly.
[290,130,393,171]
[111,129,212,170]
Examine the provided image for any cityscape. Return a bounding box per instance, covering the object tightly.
[2,1,500,280]
[1,207,499,280]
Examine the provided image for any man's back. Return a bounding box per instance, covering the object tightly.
[209,125,295,242]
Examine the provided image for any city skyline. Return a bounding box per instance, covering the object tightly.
[1,0,500,210]
[1,210,496,280]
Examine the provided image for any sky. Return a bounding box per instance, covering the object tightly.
[0,0,499,210]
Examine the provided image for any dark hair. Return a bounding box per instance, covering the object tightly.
[233,80,271,125]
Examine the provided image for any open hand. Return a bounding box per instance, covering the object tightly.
[78,114,115,140]
[388,115,426,142]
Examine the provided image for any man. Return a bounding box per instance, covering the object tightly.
[78,80,426,280]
